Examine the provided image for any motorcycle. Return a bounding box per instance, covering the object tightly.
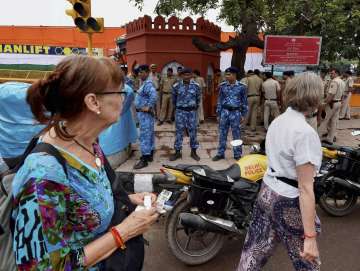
[116,142,358,265]
[161,142,267,265]
[318,143,360,217]
[160,142,342,265]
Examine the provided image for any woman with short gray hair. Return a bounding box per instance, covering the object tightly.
[237,72,323,271]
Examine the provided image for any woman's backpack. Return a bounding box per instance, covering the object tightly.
[0,137,68,271]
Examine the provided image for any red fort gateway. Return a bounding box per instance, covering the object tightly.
[125,15,221,117]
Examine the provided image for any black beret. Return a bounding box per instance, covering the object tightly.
[283,71,290,76]
[180,67,193,74]
[225,66,239,74]
[137,64,150,72]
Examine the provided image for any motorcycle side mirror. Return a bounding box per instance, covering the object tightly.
[230,139,243,147]
[250,144,261,153]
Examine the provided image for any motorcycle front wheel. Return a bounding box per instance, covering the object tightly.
[165,198,225,265]
[318,175,358,217]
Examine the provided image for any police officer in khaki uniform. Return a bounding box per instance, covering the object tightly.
[305,74,325,131]
[149,64,161,119]
[319,68,345,143]
[158,68,176,125]
[262,72,281,130]
[193,69,206,124]
[339,70,354,120]
[243,70,263,131]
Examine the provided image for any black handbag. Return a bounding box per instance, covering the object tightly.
[103,157,145,271]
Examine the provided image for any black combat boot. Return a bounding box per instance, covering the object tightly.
[169,150,182,161]
[212,154,225,161]
[148,151,154,162]
[133,156,148,170]
[190,149,200,161]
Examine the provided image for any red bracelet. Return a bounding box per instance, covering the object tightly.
[110,227,126,250]
[303,232,317,239]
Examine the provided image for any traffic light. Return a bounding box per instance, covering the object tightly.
[66,0,104,33]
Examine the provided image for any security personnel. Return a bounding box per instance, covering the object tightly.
[319,68,345,144]
[340,70,354,120]
[133,64,158,169]
[213,67,248,161]
[158,67,176,125]
[243,70,263,131]
[262,72,281,130]
[170,68,201,161]
[193,69,206,124]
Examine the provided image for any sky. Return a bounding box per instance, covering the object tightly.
[0,0,233,31]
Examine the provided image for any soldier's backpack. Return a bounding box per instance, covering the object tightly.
[0,136,68,271]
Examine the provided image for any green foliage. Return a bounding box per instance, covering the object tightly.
[130,0,360,62]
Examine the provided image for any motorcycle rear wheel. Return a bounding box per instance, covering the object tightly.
[319,178,358,217]
[166,198,225,265]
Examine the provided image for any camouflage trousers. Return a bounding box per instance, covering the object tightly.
[137,112,155,156]
[174,109,199,150]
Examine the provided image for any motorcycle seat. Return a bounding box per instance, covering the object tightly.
[216,164,241,182]
[231,176,260,194]
[163,164,212,173]
[163,164,242,182]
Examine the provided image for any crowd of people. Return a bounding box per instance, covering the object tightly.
[7,54,357,271]
[122,63,356,169]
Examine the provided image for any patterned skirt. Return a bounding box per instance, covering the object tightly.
[237,183,321,271]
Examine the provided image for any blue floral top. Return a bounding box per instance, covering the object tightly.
[12,143,114,271]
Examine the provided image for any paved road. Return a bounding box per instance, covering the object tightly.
[132,110,360,270]
[143,204,360,271]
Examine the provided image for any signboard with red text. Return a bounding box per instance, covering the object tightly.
[264,35,322,65]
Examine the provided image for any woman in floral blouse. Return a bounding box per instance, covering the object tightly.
[12,56,158,270]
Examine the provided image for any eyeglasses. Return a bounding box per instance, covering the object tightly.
[95,91,128,99]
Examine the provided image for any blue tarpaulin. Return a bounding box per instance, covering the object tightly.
[99,84,138,155]
[0,82,138,158]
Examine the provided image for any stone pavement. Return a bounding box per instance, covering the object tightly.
[117,120,266,173]
[116,107,360,173]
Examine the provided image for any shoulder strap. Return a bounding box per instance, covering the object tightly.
[103,155,116,184]
[30,143,68,177]
[11,136,40,172]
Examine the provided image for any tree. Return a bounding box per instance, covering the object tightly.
[130,0,360,76]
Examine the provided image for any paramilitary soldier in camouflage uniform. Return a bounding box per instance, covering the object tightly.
[169,68,201,161]
[133,64,158,169]
[213,67,248,161]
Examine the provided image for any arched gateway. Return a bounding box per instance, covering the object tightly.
[125,15,221,117]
